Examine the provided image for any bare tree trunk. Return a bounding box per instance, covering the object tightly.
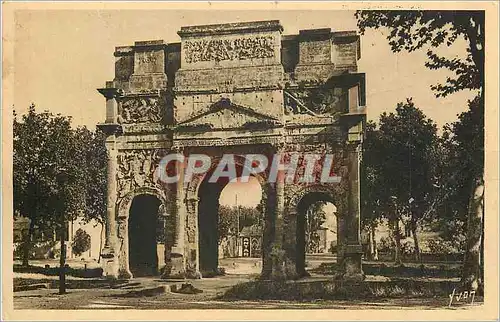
[59,225,67,295]
[368,223,379,261]
[368,225,374,260]
[462,177,484,292]
[480,196,485,287]
[391,219,402,265]
[22,220,35,267]
[411,218,421,262]
[97,222,104,264]
[305,209,312,253]
[371,223,378,261]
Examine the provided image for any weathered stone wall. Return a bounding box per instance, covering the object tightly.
[110,26,360,93]
[174,21,285,127]
[333,32,360,69]
[98,19,366,281]
[175,90,284,125]
[281,36,299,73]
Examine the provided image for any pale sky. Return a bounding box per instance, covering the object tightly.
[12,9,477,208]
[219,176,262,207]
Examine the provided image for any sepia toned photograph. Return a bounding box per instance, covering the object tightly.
[1,2,498,320]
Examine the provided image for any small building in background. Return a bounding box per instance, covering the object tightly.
[13,216,103,262]
[240,224,263,258]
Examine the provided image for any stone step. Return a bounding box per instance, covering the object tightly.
[14,283,50,292]
[120,285,167,297]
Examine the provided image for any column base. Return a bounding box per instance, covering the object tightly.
[186,269,202,279]
[338,244,365,282]
[118,269,133,280]
[162,254,186,279]
[101,247,119,279]
[284,259,301,280]
[260,246,300,281]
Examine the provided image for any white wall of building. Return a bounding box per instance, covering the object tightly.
[68,218,104,261]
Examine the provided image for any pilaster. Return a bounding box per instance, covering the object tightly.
[339,141,364,281]
[96,87,124,279]
[164,147,187,278]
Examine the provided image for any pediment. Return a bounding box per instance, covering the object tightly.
[177,98,279,130]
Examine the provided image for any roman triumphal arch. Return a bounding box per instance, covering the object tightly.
[97,20,367,281]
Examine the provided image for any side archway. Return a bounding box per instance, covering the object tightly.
[285,184,346,277]
[115,187,169,278]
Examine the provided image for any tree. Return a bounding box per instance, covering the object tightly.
[360,121,384,261]
[218,205,238,244]
[45,113,87,294]
[14,105,58,266]
[381,101,438,262]
[72,228,91,257]
[437,97,484,289]
[218,205,261,243]
[13,105,97,294]
[356,10,484,289]
[75,128,107,263]
[356,11,484,98]
[304,201,326,254]
[429,102,483,254]
[362,101,438,264]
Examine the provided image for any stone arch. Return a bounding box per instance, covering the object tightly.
[283,184,345,277]
[183,154,269,277]
[117,186,168,220]
[184,154,269,200]
[115,187,169,279]
[286,183,347,217]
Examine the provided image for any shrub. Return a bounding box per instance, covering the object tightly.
[328,241,338,254]
[427,238,457,255]
[14,240,57,260]
[401,240,415,255]
[71,228,91,257]
[13,241,27,260]
[377,236,394,254]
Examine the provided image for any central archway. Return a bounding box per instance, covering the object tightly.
[195,157,266,277]
[128,194,162,277]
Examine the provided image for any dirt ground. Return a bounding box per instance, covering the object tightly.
[13,285,482,310]
[13,255,480,310]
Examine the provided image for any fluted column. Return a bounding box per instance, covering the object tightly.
[104,143,122,278]
[97,87,122,279]
[272,170,287,280]
[168,148,186,278]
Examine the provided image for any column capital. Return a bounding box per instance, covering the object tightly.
[272,141,286,153]
[98,86,123,125]
[345,140,362,152]
[97,87,123,99]
[184,196,199,203]
[170,144,185,154]
[97,123,123,136]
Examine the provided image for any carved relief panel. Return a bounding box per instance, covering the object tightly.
[118,96,165,124]
[284,86,348,117]
[116,149,168,198]
[184,36,275,63]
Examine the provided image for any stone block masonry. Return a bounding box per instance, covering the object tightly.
[97,20,366,281]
